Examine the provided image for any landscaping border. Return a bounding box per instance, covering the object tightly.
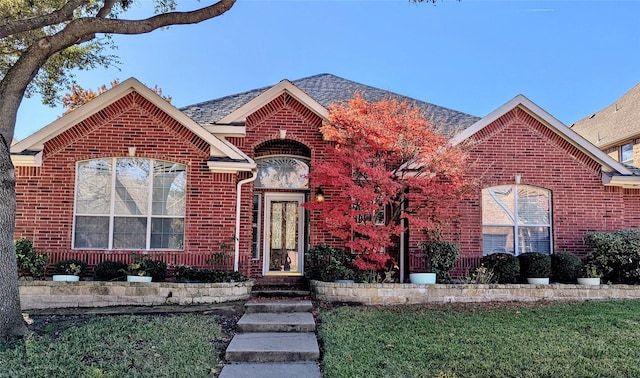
[310,280,640,305]
[19,280,254,310]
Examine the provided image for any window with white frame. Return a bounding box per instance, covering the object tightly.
[251,194,261,259]
[74,158,186,250]
[482,185,551,255]
[621,142,634,166]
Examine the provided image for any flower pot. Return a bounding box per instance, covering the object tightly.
[410,272,436,284]
[127,275,152,283]
[526,277,549,285]
[577,277,600,286]
[52,274,79,282]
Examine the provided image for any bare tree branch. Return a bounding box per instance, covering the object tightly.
[0,0,89,39]
[97,0,118,19]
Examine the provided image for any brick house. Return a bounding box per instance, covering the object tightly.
[11,74,640,281]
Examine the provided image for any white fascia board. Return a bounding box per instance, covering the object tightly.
[207,161,257,173]
[11,78,246,161]
[202,124,246,137]
[450,94,633,176]
[602,173,640,188]
[217,79,328,125]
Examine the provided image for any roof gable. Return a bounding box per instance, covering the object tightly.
[11,78,254,172]
[451,94,634,178]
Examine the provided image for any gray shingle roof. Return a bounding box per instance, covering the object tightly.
[570,82,640,148]
[180,73,479,136]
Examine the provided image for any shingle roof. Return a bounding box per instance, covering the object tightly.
[180,73,480,136]
[570,82,640,148]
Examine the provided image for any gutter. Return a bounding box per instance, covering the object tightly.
[234,169,258,272]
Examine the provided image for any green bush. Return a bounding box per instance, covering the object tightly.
[173,266,247,283]
[417,240,460,283]
[480,253,519,283]
[94,260,128,281]
[141,259,167,281]
[52,259,87,276]
[551,252,582,283]
[585,229,640,284]
[15,238,48,280]
[518,252,551,279]
[305,244,356,282]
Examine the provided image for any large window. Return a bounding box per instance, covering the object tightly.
[74,158,186,250]
[254,156,309,189]
[482,185,551,255]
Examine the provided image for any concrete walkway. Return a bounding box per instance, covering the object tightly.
[220,299,322,378]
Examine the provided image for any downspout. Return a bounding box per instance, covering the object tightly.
[234,169,258,272]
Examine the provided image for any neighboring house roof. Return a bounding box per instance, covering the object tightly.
[450,94,640,187]
[11,78,255,172]
[570,82,640,149]
[181,73,480,136]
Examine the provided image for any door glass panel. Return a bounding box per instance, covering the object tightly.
[269,200,300,273]
[285,202,297,250]
[271,202,282,250]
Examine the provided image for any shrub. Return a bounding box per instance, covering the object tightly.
[94,260,128,281]
[15,238,48,280]
[480,253,519,283]
[585,229,640,284]
[52,259,87,276]
[141,259,167,281]
[518,252,551,279]
[305,244,356,282]
[173,266,247,283]
[417,241,460,283]
[551,252,581,283]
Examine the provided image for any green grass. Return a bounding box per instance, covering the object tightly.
[0,314,226,378]
[318,300,640,378]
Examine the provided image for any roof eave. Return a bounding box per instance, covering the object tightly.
[602,173,640,188]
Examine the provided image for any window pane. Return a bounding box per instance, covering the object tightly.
[76,160,112,214]
[252,194,261,259]
[285,202,297,250]
[114,158,150,215]
[271,202,282,249]
[255,157,310,189]
[622,142,634,165]
[152,161,186,216]
[520,226,551,254]
[482,186,515,224]
[113,217,147,249]
[151,218,184,249]
[517,186,550,225]
[74,216,109,248]
[482,226,514,255]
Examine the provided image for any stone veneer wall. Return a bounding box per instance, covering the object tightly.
[19,280,254,310]
[311,281,640,305]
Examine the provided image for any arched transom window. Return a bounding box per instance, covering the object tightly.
[482,185,552,255]
[254,156,310,189]
[74,158,186,250]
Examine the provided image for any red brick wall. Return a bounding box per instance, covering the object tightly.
[409,107,635,275]
[15,92,240,271]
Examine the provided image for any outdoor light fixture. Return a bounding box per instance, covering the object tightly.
[315,187,325,202]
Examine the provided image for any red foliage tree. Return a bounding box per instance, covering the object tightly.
[305,93,469,272]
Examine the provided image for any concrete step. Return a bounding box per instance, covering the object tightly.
[225,332,320,362]
[251,289,310,299]
[244,299,313,314]
[236,312,316,333]
[219,362,321,378]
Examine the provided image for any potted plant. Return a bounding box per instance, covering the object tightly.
[123,253,153,283]
[577,263,601,286]
[52,259,87,281]
[518,252,551,284]
[411,240,460,284]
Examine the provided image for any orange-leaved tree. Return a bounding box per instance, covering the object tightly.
[305,93,469,275]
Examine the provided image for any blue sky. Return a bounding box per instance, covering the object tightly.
[14,0,640,140]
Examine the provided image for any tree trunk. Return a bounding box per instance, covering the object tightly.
[0,137,27,341]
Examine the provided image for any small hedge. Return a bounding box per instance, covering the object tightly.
[94,260,128,281]
[585,229,640,284]
[480,253,520,283]
[141,259,168,281]
[173,266,247,283]
[305,244,357,282]
[417,240,460,283]
[518,252,551,280]
[52,259,87,276]
[551,252,582,283]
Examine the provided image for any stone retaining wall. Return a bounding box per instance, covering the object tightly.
[311,280,640,305]
[19,280,254,310]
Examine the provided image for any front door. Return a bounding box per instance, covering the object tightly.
[263,193,305,275]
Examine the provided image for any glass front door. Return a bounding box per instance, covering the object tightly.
[264,193,304,275]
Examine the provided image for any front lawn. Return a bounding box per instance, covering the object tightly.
[0,314,232,378]
[318,300,640,378]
